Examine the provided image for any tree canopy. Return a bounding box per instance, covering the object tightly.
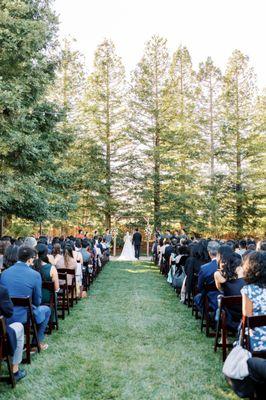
[0,1,265,237]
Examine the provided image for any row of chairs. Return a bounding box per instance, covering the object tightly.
[0,254,109,388]
[156,257,266,398]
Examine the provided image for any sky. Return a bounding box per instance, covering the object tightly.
[53,0,266,89]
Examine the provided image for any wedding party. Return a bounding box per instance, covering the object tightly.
[0,0,265,399]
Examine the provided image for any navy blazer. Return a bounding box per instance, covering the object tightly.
[0,284,17,356]
[1,261,45,324]
[197,259,219,309]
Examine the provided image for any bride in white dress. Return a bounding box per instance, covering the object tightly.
[118,232,137,261]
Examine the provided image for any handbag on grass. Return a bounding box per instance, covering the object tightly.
[222,344,251,380]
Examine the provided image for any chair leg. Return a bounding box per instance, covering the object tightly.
[222,315,227,362]
[25,322,31,364]
[54,301,59,330]
[30,315,41,354]
[61,291,65,319]
[75,285,78,304]
[201,305,205,332]
[206,307,210,337]
[66,289,70,314]
[214,319,221,352]
[6,355,16,388]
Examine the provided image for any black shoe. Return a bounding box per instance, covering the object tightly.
[14,369,27,382]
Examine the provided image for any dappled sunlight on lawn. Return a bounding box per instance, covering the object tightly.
[125,269,151,274]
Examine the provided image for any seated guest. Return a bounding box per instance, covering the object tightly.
[34,244,59,303]
[227,357,266,400]
[81,240,91,265]
[194,240,220,311]
[214,245,245,329]
[56,244,77,279]
[0,246,51,350]
[50,243,62,265]
[157,238,164,266]
[236,239,247,257]
[0,240,11,271]
[3,244,19,270]
[247,242,257,251]
[23,236,37,248]
[241,251,266,351]
[160,239,171,274]
[257,240,266,252]
[0,284,26,382]
[96,237,103,253]
[164,239,176,274]
[184,240,210,300]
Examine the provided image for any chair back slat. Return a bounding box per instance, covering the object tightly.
[57,268,75,276]
[204,282,217,292]
[42,281,55,291]
[11,296,32,308]
[247,314,266,329]
[220,295,242,307]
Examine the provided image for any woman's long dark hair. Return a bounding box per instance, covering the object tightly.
[190,240,209,262]
[217,245,241,281]
[63,245,74,268]
[243,251,266,287]
[34,244,49,272]
[52,243,61,256]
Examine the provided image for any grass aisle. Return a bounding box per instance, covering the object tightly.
[0,261,237,400]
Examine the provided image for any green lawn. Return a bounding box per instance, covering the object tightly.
[0,261,237,400]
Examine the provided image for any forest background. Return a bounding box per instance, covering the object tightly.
[0,0,265,239]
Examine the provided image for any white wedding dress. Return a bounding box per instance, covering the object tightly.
[118,233,137,261]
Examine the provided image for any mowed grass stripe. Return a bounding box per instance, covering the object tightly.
[0,261,237,400]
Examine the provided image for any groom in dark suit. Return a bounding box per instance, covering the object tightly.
[132,228,142,259]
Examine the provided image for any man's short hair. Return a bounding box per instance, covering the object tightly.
[239,239,247,249]
[135,228,139,231]
[207,241,219,256]
[18,246,37,263]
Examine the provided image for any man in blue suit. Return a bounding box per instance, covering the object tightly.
[194,241,220,311]
[1,246,51,350]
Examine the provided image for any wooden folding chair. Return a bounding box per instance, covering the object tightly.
[42,281,59,332]
[242,315,266,359]
[57,272,70,319]
[10,297,40,364]
[0,316,16,388]
[57,269,77,307]
[200,282,217,337]
[214,295,242,361]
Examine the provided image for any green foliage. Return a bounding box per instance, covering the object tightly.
[0,0,76,227]
[80,39,128,228]
[0,2,264,237]
[220,50,258,235]
[129,36,170,228]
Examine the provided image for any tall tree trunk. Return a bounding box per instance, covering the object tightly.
[154,57,161,229]
[209,77,216,231]
[179,56,187,224]
[235,76,242,236]
[154,132,161,229]
[105,64,112,229]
